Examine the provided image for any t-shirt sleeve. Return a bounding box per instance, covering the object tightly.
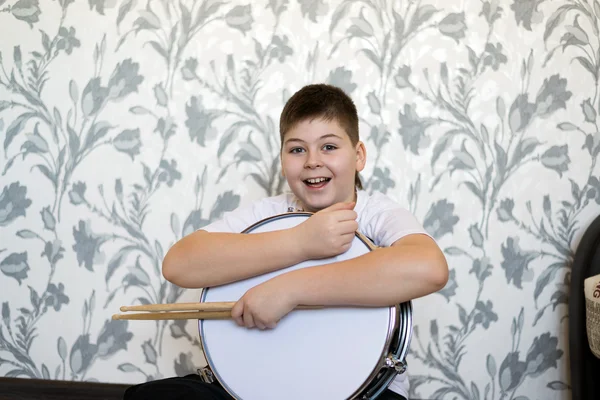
[200,197,283,233]
[364,193,433,248]
[200,203,260,233]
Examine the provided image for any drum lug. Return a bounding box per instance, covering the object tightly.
[197,366,215,383]
[385,354,407,374]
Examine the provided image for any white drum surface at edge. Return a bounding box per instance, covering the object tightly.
[198,215,392,400]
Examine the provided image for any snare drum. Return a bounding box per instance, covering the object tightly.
[198,213,413,399]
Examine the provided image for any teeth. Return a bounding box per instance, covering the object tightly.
[307,178,328,183]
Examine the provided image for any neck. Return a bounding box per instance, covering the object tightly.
[296,188,358,212]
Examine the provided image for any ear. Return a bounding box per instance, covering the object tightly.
[355,141,367,172]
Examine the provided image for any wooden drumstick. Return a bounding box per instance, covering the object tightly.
[112,302,324,321]
[112,310,232,321]
[120,302,237,312]
[119,302,322,313]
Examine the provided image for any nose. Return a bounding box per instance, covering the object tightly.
[304,151,322,169]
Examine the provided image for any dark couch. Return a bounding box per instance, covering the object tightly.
[570,212,600,400]
[0,377,129,400]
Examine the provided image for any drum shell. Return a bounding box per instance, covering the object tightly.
[198,213,412,400]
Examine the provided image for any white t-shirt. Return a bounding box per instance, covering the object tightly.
[202,189,431,397]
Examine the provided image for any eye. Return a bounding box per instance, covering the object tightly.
[323,144,337,151]
[289,147,305,154]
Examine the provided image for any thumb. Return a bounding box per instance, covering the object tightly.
[231,299,244,326]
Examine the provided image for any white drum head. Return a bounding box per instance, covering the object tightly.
[199,214,395,400]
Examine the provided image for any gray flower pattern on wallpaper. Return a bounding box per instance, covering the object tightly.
[0,0,598,399]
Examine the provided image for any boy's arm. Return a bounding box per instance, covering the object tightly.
[277,197,448,307]
[162,202,358,288]
[230,233,448,329]
[284,233,448,307]
[161,229,305,288]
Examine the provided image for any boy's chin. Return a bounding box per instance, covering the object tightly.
[293,188,353,212]
[297,197,334,213]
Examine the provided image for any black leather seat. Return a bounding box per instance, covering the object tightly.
[570,213,600,400]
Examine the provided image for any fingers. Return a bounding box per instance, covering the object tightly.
[243,309,255,329]
[339,232,356,243]
[232,299,256,329]
[238,313,277,330]
[335,233,355,251]
[313,208,357,223]
[337,219,359,233]
[231,300,244,326]
[254,319,277,330]
[332,209,358,222]
[232,301,277,330]
[266,321,277,329]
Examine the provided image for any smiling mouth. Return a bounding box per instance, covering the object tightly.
[304,177,331,188]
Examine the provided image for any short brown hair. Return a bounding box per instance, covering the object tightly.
[279,84,363,189]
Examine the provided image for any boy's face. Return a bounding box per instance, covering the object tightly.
[280,117,366,212]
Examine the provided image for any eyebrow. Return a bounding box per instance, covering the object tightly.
[284,133,343,145]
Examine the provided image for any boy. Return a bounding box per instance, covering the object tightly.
[124,84,448,400]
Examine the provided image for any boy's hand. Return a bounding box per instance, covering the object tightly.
[231,276,297,330]
[294,202,358,260]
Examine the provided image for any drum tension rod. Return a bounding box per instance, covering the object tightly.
[197,367,215,384]
[385,354,407,374]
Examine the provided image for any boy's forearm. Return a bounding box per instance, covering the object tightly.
[282,235,448,307]
[162,228,305,288]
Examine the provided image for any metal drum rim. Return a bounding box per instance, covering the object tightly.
[197,212,411,400]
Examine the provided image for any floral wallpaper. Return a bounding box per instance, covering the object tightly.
[1,0,598,399]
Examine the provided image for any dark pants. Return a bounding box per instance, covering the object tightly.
[123,374,407,400]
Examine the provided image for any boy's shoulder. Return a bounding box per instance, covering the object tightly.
[356,190,404,214]
[355,190,429,247]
